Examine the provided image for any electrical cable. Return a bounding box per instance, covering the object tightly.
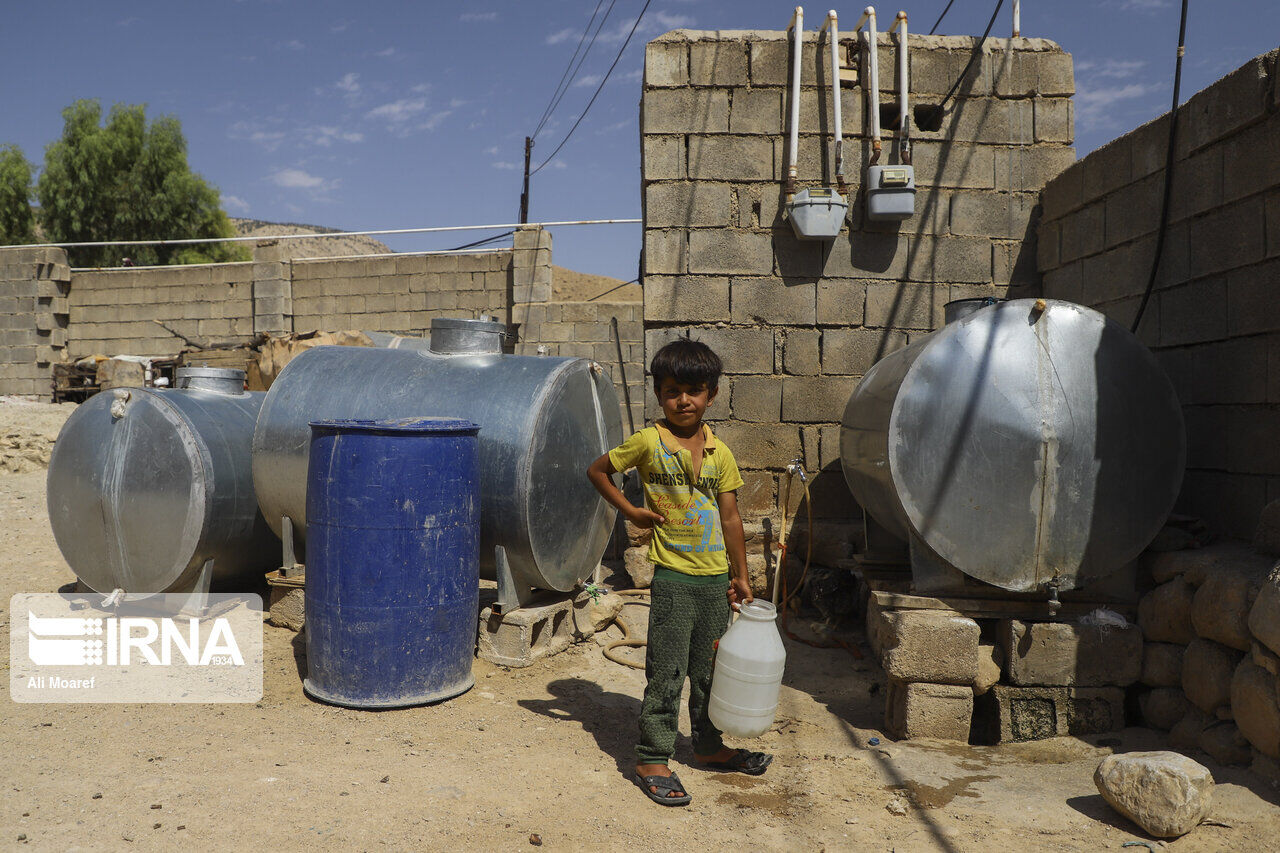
[533,0,609,139]
[1130,0,1190,334]
[929,0,958,34]
[531,0,652,176]
[920,0,1005,129]
[534,0,622,141]
[586,277,639,301]
[446,230,514,252]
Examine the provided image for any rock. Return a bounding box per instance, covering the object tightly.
[1255,500,1280,556]
[1251,750,1280,789]
[879,610,979,685]
[1230,659,1280,758]
[623,546,653,588]
[885,796,908,816]
[787,519,862,568]
[1142,642,1186,688]
[573,591,624,638]
[1199,721,1253,766]
[1252,641,1280,676]
[1182,638,1243,713]
[623,520,652,548]
[1140,688,1190,730]
[1001,618,1142,687]
[884,680,974,741]
[1093,751,1214,838]
[973,643,1003,696]
[1169,706,1210,751]
[1139,578,1197,644]
[1148,525,1199,553]
[1248,566,1280,658]
[266,587,305,632]
[1192,569,1258,651]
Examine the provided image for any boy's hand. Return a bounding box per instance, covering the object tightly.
[626,506,666,529]
[728,576,753,611]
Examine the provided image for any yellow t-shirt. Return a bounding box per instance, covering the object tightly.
[607,421,745,576]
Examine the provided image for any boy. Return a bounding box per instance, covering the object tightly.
[586,338,772,807]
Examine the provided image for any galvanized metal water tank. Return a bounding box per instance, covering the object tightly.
[251,318,623,593]
[47,367,279,593]
[304,417,480,708]
[840,298,1185,592]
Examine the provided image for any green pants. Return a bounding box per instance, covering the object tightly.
[636,568,731,765]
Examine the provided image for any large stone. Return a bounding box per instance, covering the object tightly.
[1142,642,1187,688]
[1001,619,1143,687]
[623,546,654,589]
[1094,752,1214,838]
[1253,641,1280,676]
[1231,659,1280,758]
[878,610,980,685]
[1183,638,1244,713]
[1169,706,1211,751]
[1256,501,1280,556]
[974,643,1003,696]
[1192,569,1259,651]
[1199,721,1253,766]
[573,591,624,639]
[1140,688,1190,731]
[1139,578,1197,644]
[1248,566,1280,658]
[884,680,974,741]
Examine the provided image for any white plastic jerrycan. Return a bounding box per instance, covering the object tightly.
[708,600,787,738]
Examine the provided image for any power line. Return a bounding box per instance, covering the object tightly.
[919,0,1005,128]
[530,0,652,176]
[929,0,958,34]
[532,0,614,140]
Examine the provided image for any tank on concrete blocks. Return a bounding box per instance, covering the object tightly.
[840,298,1185,596]
[47,367,279,595]
[252,317,623,606]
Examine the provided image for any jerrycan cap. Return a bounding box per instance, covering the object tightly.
[738,601,777,621]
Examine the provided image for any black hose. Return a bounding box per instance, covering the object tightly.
[1130,0,1190,334]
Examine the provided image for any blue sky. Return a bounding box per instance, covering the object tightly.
[3,1,1277,280]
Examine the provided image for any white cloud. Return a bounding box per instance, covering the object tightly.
[492,161,520,170]
[1075,82,1157,130]
[420,110,453,131]
[460,11,498,22]
[573,74,603,89]
[330,20,350,33]
[270,168,330,190]
[304,126,364,146]
[336,72,360,94]
[375,46,396,57]
[1116,0,1171,10]
[410,83,432,94]
[283,39,304,51]
[483,146,500,156]
[222,195,249,213]
[546,27,576,45]
[366,98,428,123]
[228,121,287,151]
[1075,59,1145,79]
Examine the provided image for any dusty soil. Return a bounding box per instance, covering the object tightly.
[2,403,1278,851]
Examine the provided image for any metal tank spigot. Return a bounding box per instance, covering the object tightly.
[1046,578,1062,617]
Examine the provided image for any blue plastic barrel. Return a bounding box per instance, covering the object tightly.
[303,416,480,708]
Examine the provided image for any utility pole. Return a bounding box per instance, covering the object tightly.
[519,136,533,224]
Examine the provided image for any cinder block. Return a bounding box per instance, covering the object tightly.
[645,326,774,374]
[688,231,774,276]
[1222,115,1280,205]
[730,376,783,423]
[990,49,1075,97]
[690,39,748,86]
[782,328,819,375]
[781,376,860,423]
[643,135,685,181]
[729,87,783,135]
[688,135,774,181]
[749,36,820,87]
[711,422,801,468]
[1169,148,1224,223]
[976,684,1125,742]
[996,145,1076,194]
[1228,259,1280,337]
[477,596,576,668]
[643,89,729,134]
[993,240,1039,288]
[1058,202,1105,263]
[1179,53,1272,154]
[816,279,867,326]
[1190,197,1267,278]
[1000,619,1143,687]
[950,192,1039,240]
[645,40,688,87]
[822,327,908,375]
[1032,97,1073,144]
[910,141,996,190]
[643,230,687,275]
[730,278,815,324]
[820,232,908,280]
[938,99,1034,145]
[645,181,733,228]
[1159,279,1227,346]
[885,680,974,741]
[865,281,943,330]
[876,609,980,684]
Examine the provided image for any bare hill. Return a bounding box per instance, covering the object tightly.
[552,265,639,302]
[231,218,391,259]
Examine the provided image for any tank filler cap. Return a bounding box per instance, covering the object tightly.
[429,317,507,355]
[109,389,131,419]
[176,367,246,395]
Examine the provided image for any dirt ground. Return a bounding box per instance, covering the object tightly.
[2,403,1279,852]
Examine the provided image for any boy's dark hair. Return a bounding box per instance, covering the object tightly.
[650,338,723,393]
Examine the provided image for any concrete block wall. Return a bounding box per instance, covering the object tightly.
[0,248,70,396]
[641,29,1075,521]
[67,262,256,357]
[291,250,512,336]
[518,299,646,431]
[1038,49,1280,539]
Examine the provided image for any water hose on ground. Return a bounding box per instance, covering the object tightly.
[603,589,650,669]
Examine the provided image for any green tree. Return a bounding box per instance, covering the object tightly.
[0,144,35,245]
[36,100,247,267]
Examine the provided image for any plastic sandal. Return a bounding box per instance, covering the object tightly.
[635,772,692,806]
